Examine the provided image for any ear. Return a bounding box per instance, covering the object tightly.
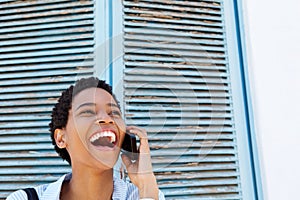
[54,128,67,149]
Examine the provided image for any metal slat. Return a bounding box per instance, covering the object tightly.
[124,82,229,91]
[152,155,237,165]
[1,104,53,112]
[0,166,70,174]
[159,178,239,189]
[125,67,229,78]
[0,1,93,15]
[0,61,95,73]
[0,1,94,198]
[124,1,221,15]
[0,175,62,182]
[0,120,51,129]
[127,118,233,126]
[126,67,227,76]
[124,21,223,34]
[126,104,232,111]
[124,89,230,98]
[126,112,233,119]
[123,8,222,22]
[125,55,227,65]
[153,163,238,173]
[0,84,78,94]
[0,68,93,79]
[125,0,222,9]
[0,54,94,66]
[0,135,51,144]
[125,98,231,105]
[124,20,222,34]
[0,0,75,9]
[0,33,93,47]
[0,38,94,53]
[124,48,226,59]
[124,15,224,27]
[0,25,94,40]
[0,91,62,101]
[150,148,235,157]
[155,170,239,180]
[0,98,57,107]
[125,92,229,99]
[0,159,69,167]
[0,18,94,32]
[0,143,55,151]
[125,28,225,39]
[0,6,93,21]
[125,61,227,71]
[161,187,240,199]
[148,133,236,141]
[0,47,93,59]
[150,142,235,152]
[0,128,49,135]
[0,115,50,122]
[124,34,225,45]
[147,126,234,134]
[124,41,225,52]
[123,0,242,199]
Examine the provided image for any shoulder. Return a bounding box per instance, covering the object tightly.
[6,185,48,200]
[6,189,27,200]
[6,174,68,200]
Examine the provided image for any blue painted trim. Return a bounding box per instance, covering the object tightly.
[108,0,113,87]
[233,0,263,199]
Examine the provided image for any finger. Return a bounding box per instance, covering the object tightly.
[127,128,151,154]
[121,154,139,175]
[126,126,148,139]
[121,153,133,168]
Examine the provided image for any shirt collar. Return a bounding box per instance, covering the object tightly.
[40,174,67,200]
[40,173,127,200]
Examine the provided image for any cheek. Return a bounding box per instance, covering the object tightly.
[114,118,126,133]
[66,117,90,142]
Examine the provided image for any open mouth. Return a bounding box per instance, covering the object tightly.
[89,131,117,148]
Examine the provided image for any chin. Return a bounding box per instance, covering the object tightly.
[92,151,120,169]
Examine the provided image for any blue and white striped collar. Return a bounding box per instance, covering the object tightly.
[39,173,129,200]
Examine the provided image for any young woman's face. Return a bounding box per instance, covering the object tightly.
[64,87,126,169]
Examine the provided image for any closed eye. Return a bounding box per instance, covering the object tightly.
[110,110,121,117]
[79,109,96,115]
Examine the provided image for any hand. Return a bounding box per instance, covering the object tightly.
[121,126,159,199]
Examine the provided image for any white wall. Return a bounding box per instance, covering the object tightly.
[243,0,300,199]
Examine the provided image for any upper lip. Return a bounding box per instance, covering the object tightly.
[88,128,118,143]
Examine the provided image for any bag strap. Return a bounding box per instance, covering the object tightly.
[23,188,39,200]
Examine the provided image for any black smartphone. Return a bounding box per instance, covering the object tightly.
[121,132,138,161]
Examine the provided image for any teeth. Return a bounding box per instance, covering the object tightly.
[90,131,116,143]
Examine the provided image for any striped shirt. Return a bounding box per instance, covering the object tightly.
[6,173,165,200]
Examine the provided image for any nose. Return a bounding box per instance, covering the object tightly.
[95,112,114,125]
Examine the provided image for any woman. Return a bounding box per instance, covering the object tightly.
[7,77,164,200]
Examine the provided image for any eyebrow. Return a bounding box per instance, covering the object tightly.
[107,102,120,109]
[75,102,96,111]
[75,102,119,111]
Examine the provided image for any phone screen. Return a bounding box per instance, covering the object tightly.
[121,133,138,160]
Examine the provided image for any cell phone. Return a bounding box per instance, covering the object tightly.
[121,132,138,161]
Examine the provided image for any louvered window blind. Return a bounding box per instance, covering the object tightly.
[0,0,95,198]
[122,0,249,199]
[0,0,257,199]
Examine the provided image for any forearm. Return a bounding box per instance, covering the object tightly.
[138,174,159,200]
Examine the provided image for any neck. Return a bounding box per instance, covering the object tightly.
[61,167,114,200]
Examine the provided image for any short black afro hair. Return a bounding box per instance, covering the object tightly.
[49,77,119,165]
